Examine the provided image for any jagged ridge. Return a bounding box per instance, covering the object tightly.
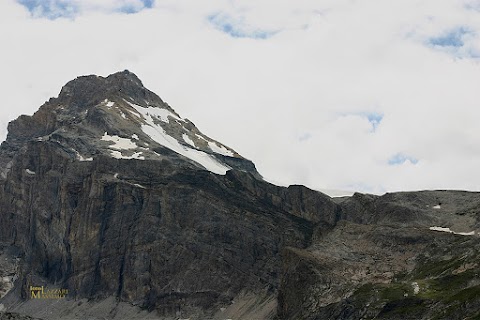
[0,70,259,179]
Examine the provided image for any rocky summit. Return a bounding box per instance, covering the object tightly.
[0,71,479,320]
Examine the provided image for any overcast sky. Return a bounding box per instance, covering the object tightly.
[1,0,480,195]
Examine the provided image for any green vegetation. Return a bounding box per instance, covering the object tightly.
[413,256,467,279]
[447,285,480,303]
[347,263,480,318]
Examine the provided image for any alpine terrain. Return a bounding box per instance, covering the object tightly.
[0,71,479,320]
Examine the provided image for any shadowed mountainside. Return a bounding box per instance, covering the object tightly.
[0,71,479,320]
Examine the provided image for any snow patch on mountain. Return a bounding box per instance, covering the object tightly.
[429,226,475,236]
[141,125,229,174]
[183,134,196,147]
[101,132,147,160]
[196,134,207,141]
[208,141,234,157]
[110,150,145,160]
[135,111,230,174]
[78,154,93,162]
[126,101,180,124]
[104,99,115,107]
[101,132,138,150]
[122,100,142,117]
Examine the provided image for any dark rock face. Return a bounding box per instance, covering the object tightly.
[278,193,480,320]
[0,312,42,320]
[1,71,479,319]
[0,73,343,318]
[0,140,327,317]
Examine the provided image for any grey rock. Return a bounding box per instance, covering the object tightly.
[0,71,340,319]
[1,71,479,320]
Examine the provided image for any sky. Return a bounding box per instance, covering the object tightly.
[1,0,480,195]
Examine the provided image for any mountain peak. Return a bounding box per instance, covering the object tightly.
[1,71,260,178]
[57,70,149,109]
[107,69,143,83]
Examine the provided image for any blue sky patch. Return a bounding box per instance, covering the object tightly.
[426,27,479,58]
[336,111,384,132]
[18,0,76,19]
[118,0,154,14]
[207,13,277,39]
[429,27,469,47]
[17,0,154,19]
[388,153,419,166]
[364,112,383,132]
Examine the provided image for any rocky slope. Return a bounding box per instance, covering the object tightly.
[0,71,479,320]
[0,71,338,319]
[278,192,480,320]
[0,70,258,180]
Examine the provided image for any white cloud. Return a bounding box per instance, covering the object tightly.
[1,0,480,194]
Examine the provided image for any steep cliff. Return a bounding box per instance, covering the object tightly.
[1,71,479,320]
[0,71,341,319]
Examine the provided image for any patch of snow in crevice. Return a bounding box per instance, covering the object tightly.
[104,99,115,107]
[79,155,93,162]
[432,205,441,209]
[208,141,234,157]
[122,99,143,117]
[0,275,15,299]
[110,151,145,160]
[456,231,476,236]
[195,134,207,141]
[74,151,93,162]
[429,226,476,236]
[120,111,127,119]
[430,226,451,233]
[132,134,139,140]
[25,169,35,175]
[412,282,420,295]
[112,173,146,188]
[129,102,181,124]
[71,149,93,161]
[101,132,138,150]
[127,109,142,119]
[183,134,196,147]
